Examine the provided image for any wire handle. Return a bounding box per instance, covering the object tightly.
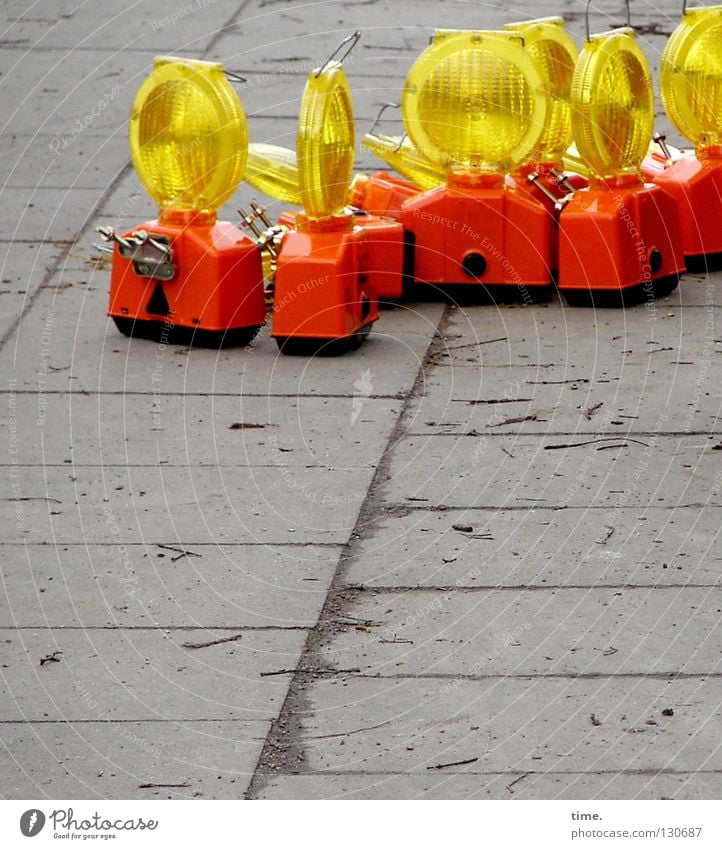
[585,0,631,41]
[315,31,361,77]
[368,102,400,136]
[224,70,247,84]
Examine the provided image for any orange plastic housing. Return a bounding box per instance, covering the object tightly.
[642,150,722,267]
[108,217,265,346]
[399,174,553,290]
[349,172,421,220]
[272,216,402,353]
[558,177,685,299]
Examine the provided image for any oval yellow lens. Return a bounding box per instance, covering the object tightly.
[402,31,547,173]
[571,30,654,179]
[297,63,355,218]
[129,56,248,214]
[661,7,722,150]
[504,18,578,164]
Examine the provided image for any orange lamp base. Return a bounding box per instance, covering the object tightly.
[349,172,422,220]
[108,218,265,347]
[398,176,554,294]
[642,152,722,270]
[558,179,685,305]
[272,218,388,356]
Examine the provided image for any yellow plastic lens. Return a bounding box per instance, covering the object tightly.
[504,17,578,164]
[246,143,302,205]
[660,6,722,150]
[402,31,547,173]
[297,62,355,218]
[362,133,445,190]
[571,30,654,179]
[129,56,248,214]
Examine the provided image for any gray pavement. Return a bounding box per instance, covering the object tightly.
[1,0,720,801]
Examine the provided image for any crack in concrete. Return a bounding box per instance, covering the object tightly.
[245,306,453,797]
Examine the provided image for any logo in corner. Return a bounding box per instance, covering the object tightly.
[20,810,45,837]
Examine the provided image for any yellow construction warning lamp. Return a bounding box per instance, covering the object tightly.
[643,2,722,267]
[558,1,685,304]
[503,17,581,213]
[101,56,265,346]
[267,33,404,353]
[390,29,555,292]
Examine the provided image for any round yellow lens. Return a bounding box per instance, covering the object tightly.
[504,18,578,164]
[661,7,722,150]
[297,63,355,219]
[129,56,248,214]
[571,30,654,179]
[402,31,547,173]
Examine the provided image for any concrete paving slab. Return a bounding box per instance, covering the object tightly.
[316,587,721,677]
[0,48,162,136]
[0,626,305,721]
[2,132,131,190]
[0,718,268,800]
[407,365,721,437]
[433,302,722,371]
[341,507,722,589]
[0,187,111,242]
[0,543,340,629]
[0,242,67,341]
[0,284,442,396]
[0,392,401,469]
[257,771,722,800]
[385,434,722,509]
[1,0,237,53]
[298,676,721,774]
[0,464,371,545]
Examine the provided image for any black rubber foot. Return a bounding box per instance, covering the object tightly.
[561,275,680,308]
[112,317,262,348]
[399,282,553,306]
[685,252,722,274]
[275,323,372,356]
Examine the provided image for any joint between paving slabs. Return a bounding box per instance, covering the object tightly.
[245,307,454,796]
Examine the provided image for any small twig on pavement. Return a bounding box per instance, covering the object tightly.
[182,634,243,650]
[426,757,479,770]
[596,525,615,545]
[506,773,529,794]
[139,783,190,789]
[157,544,202,562]
[545,437,649,450]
